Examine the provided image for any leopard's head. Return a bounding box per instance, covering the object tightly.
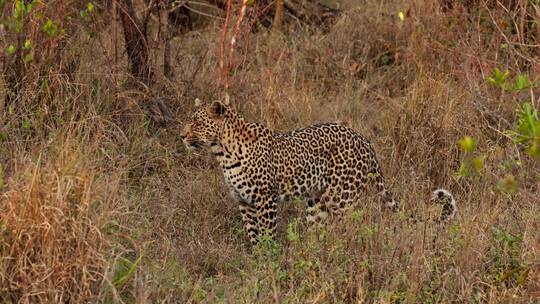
[180,97,231,151]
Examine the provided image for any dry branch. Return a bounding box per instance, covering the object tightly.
[273,0,284,32]
[117,0,153,84]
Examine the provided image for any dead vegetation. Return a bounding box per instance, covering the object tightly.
[1,0,539,302]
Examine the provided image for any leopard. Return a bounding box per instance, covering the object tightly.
[180,97,452,244]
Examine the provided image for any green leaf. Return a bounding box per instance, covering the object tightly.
[514,74,531,91]
[486,77,497,86]
[25,0,37,13]
[512,102,540,158]
[486,68,511,90]
[6,44,16,56]
[458,162,469,178]
[22,119,31,130]
[528,140,540,159]
[496,68,510,82]
[43,19,58,37]
[458,136,476,153]
[112,255,142,288]
[472,155,485,174]
[14,0,24,18]
[23,54,32,63]
[87,2,95,13]
[23,39,32,51]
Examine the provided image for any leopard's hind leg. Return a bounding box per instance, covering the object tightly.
[366,148,399,210]
[306,173,362,225]
[371,171,399,210]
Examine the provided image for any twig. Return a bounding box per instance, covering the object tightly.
[181,4,225,20]
[172,0,224,12]
[226,0,250,90]
[273,0,284,32]
[218,0,232,89]
[482,0,539,65]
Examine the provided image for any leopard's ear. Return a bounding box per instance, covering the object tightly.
[194,98,203,107]
[223,93,230,106]
[209,100,228,118]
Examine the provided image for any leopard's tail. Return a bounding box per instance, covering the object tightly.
[367,151,456,223]
[371,161,457,223]
[431,188,457,222]
[406,188,457,224]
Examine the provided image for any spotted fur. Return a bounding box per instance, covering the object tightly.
[181,98,399,244]
[431,189,457,222]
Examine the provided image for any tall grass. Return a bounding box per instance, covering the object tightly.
[0,146,108,302]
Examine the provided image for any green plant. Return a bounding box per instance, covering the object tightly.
[11,0,37,32]
[455,136,485,179]
[286,219,301,242]
[5,44,16,55]
[79,2,95,21]
[486,68,534,92]
[486,68,511,90]
[497,174,519,195]
[112,254,142,289]
[23,39,32,62]
[507,102,540,159]
[446,223,464,257]
[489,228,525,287]
[43,18,58,37]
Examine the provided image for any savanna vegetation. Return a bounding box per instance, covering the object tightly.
[1,0,539,302]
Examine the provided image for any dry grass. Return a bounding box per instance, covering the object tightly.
[1,0,540,302]
[0,147,106,302]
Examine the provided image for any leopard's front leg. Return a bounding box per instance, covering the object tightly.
[253,194,278,244]
[238,201,259,245]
